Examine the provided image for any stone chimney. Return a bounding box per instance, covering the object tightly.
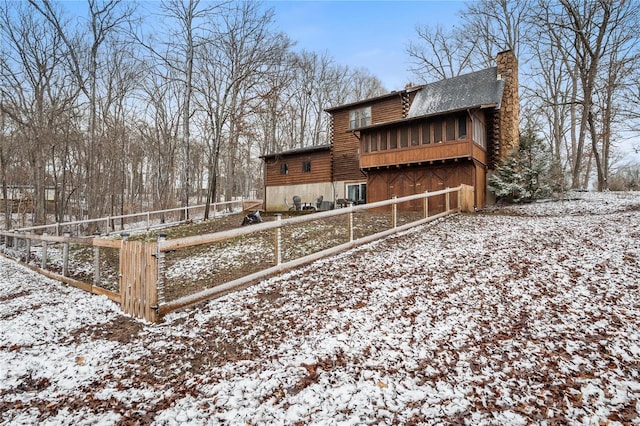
[496,50,519,161]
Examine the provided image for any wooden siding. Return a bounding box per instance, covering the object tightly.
[475,161,486,208]
[331,93,406,182]
[331,108,365,182]
[264,149,332,187]
[370,94,407,123]
[367,162,478,212]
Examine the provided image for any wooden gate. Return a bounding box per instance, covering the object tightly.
[119,241,158,322]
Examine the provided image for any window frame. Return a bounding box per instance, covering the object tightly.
[433,120,443,143]
[349,106,372,130]
[421,121,431,145]
[458,114,468,139]
[345,182,367,204]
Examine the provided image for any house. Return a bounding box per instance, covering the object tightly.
[262,50,519,212]
[261,144,333,211]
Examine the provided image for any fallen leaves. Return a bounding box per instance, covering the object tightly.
[2,192,640,424]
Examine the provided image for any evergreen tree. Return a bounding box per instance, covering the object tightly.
[489,127,556,203]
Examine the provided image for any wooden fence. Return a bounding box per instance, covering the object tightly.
[0,232,122,304]
[1,186,473,322]
[11,199,256,237]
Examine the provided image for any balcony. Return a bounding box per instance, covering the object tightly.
[360,139,487,170]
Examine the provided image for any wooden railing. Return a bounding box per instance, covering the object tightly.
[11,199,257,237]
[360,139,487,169]
[1,186,474,322]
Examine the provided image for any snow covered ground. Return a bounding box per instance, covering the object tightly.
[1,191,639,425]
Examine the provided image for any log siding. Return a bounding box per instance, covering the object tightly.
[264,148,331,187]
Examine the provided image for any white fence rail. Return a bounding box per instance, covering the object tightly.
[11,199,251,236]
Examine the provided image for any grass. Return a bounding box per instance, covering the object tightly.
[26,208,437,302]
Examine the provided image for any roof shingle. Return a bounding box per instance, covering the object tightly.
[408,67,505,118]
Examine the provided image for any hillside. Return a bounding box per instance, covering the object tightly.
[1,191,639,425]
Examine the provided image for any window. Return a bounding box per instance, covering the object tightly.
[280,163,288,175]
[473,116,486,148]
[400,128,408,148]
[380,131,388,150]
[346,182,367,204]
[370,133,378,151]
[360,107,371,127]
[421,122,431,144]
[362,135,369,153]
[389,128,397,149]
[446,117,456,141]
[349,106,372,129]
[434,121,442,143]
[302,161,311,173]
[410,124,420,146]
[458,114,467,139]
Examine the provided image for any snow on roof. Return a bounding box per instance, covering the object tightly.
[1,190,640,424]
[408,67,505,118]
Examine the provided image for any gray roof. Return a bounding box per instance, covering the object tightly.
[260,144,330,159]
[408,67,505,118]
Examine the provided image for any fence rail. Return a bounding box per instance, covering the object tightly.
[1,186,474,322]
[11,199,256,236]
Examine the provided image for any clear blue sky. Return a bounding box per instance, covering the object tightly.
[267,0,465,90]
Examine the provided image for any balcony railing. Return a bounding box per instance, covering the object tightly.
[360,139,486,169]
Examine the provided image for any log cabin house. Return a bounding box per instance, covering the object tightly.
[261,50,519,212]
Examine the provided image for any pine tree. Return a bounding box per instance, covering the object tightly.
[489,127,556,203]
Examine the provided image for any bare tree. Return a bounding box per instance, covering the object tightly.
[548,0,640,190]
[346,68,387,102]
[138,71,182,213]
[464,0,530,62]
[408,0,640,192]
[0,109,15,229]
[85,0,136,219]
[0,2,81,225]
[407,24,478,80]
[193,1,291,217]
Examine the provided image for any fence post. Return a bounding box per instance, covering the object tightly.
[424,190,429,218]
[93,231,101,286]
[347,205,354,242]
[445,188,450,212]
[155,233,166,305]
[274,214,282,265]
[25,234,31,263]
[391,196,397,228]
[458,186,462,211]
[62,232,71,277]
[56,222,61,236]
[41,232,48,269]
[146,211,151,230]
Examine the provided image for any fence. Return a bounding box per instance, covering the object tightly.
[1,185,474,322]
[0,232,122,304]
[11,199,254,237]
